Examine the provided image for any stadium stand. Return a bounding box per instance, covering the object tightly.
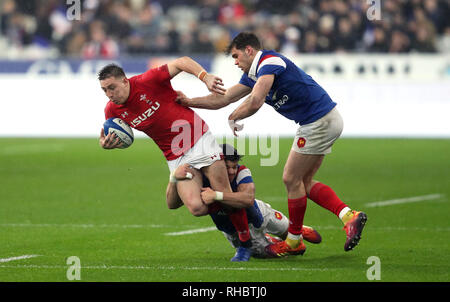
[0,0,449,59]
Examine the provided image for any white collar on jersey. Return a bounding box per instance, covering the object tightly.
[248,50,263,81]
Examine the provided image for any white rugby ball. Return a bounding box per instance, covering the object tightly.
[103,117,134,149]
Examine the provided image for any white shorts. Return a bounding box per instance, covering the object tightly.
[167,130,222,173]
[292,107,343,155]
[223,199,289,258]
[255,199,289,238]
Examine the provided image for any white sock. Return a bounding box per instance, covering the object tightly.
[287,232,302,241]
[338,207,351,220]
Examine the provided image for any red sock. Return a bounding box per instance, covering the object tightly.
[287,196,307,235]
[228,208,251,245]
[308,182,348,217]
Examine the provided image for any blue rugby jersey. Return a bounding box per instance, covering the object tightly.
[203,164,253,192]
[239,50,336,125]
[205,165,263,234]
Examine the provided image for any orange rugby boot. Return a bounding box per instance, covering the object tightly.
[265,240,306,258]
[301,225,322,244]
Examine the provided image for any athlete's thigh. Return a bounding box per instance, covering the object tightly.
[201,159,232,192]
[176,168,206,214]
[283,149,324,181]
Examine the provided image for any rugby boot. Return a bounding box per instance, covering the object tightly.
[231,246,252,262]
[265,240,306,258]
[301,225,322,244]
[343,211,368,251]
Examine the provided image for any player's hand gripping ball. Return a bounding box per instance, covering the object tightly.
[103,118,134,149]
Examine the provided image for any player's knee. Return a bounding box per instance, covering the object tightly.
[187,203,208,217]
[190,207,208,217]
[283,172,302,189]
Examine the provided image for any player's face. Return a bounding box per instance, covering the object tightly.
[100,76,130,105]
[225,160,239,182]
[231,46,253,74]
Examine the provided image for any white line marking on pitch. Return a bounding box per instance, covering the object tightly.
[3,223,448,233]
[0,223,172,229]
[0,255,40,263]
[0,223,219,236]
[165,227,217,236]
[365,193,445,208]
[0,264,332,272]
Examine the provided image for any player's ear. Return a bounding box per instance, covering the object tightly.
[245,46,252,56]
[246,45,256,56]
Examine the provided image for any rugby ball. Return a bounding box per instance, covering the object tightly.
[103,118,134,149]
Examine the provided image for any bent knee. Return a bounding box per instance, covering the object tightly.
[178,191,207,216]
[184,200,208,216]
[283,173,302,189]
[189,205,208,217]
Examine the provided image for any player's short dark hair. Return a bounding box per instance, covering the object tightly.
[98,64,126,80]
[225,32,262,55]
[220,144,243,162]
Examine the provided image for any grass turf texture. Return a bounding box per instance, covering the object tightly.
[0,137,449,282]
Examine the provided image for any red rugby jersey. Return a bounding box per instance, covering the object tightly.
[104,64,208,160]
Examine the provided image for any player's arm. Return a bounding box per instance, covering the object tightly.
[176,83,251,110]
[166,181,183,209]
[228,74,274,136]
[166,56,225,95]
[165,164,196,209]
[201,182,255,208]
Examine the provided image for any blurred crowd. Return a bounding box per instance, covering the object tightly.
[1,0,449,59]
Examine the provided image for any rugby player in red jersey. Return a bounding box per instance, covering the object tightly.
[97,57,252,261]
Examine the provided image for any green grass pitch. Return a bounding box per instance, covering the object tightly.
[0,137,449,282]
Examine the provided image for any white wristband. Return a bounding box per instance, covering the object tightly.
[169,173,177,183]
[228,119,244,132]
[215,191,224,201]
[185,172,193,179]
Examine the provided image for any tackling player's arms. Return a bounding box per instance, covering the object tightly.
[176,83,251,110]
[166,182,183,209]
[166,163,256,209]
[200,181,255,208]
[229,74,274,121]
[166,164,198,209]
[226,181,256,208]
